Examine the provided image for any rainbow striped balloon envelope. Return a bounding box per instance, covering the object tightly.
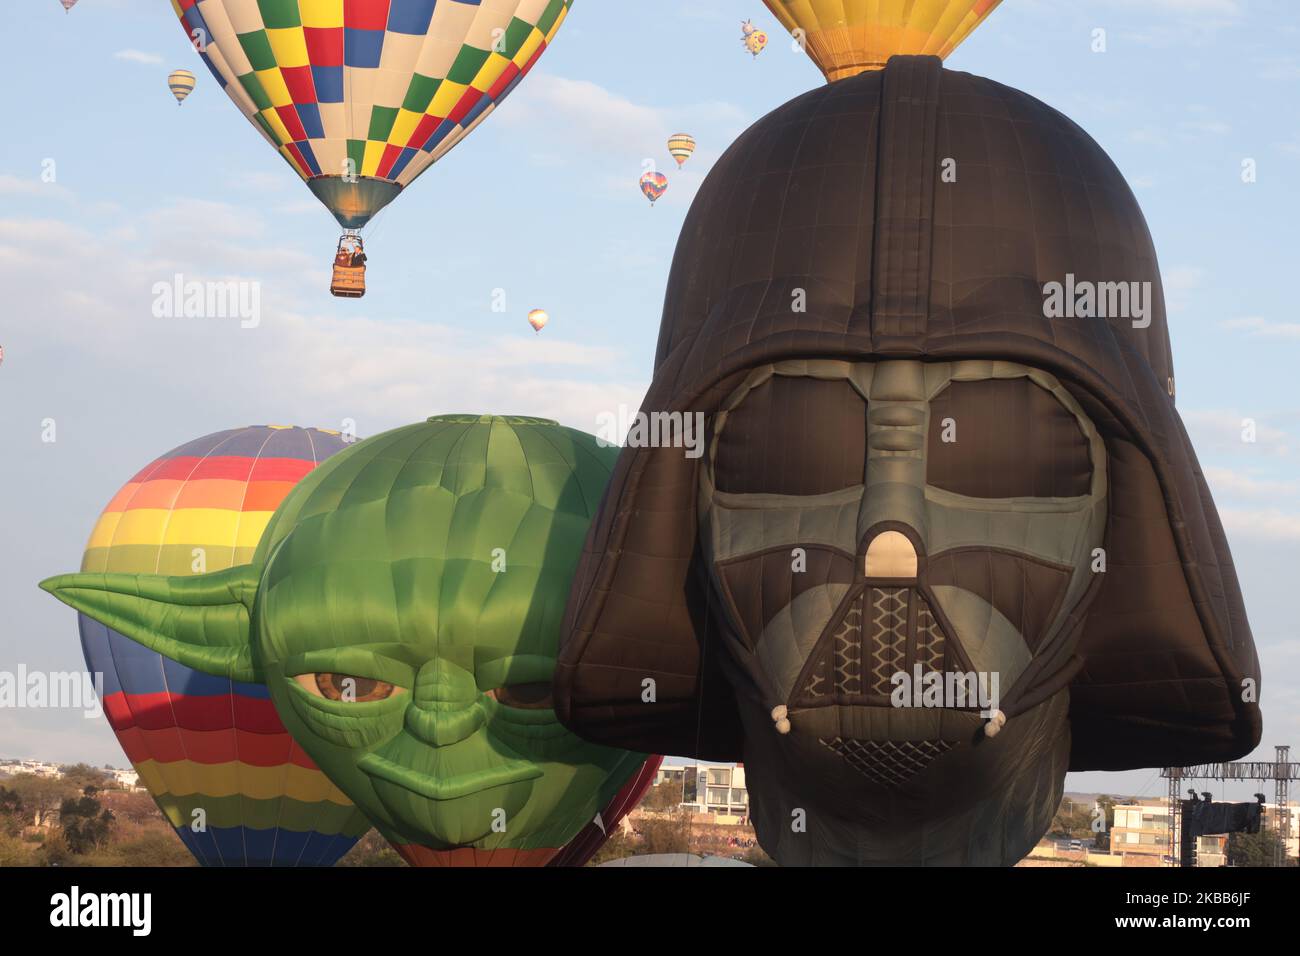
[169,0,574,230]
[78,425,371,866]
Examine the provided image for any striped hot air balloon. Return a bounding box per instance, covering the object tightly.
[77,425,371,866]
[762,0,1003,82]
[639,170,668,205]
[60,0,80,12]
[168,68,197,105]
[667,133,696,168]
[168,0,574,232]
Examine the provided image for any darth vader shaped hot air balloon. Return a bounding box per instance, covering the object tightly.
[47,417,658,867]
[75,426,369,865]
[170,0,573,296]
[553,4,1263,865]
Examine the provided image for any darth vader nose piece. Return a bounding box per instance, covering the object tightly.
[863,530,918,579]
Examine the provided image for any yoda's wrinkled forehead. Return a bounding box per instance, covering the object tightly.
[250,416,618,668]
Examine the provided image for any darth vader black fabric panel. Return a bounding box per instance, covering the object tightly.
[554,55,1262,866]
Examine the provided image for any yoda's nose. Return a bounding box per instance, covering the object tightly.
[863,529,918,580]
[403,660,485,747]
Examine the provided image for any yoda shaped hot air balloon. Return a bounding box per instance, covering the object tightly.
[554,3,1263,865]
[45,416,657,867]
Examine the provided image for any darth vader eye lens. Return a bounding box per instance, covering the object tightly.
[927,378,1092,498]
[715,376,867,496]
[488,683,554,710]
[296,673,402,703]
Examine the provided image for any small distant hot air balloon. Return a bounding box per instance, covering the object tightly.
[640,171,669,206]
[741,20,769,58]
[528,309,550,333]
[60,0,79,12]
[762,0,1003,82]
[167,69,196,106]
[667,134,697,168]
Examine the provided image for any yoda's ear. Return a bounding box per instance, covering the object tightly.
[40,565,263,684]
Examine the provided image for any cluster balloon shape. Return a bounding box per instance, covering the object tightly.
[741,20,768,57]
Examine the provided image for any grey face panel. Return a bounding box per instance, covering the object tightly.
[702,359,1106,703]
[697,359,1108,865]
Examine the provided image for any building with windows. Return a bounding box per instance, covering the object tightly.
[1110,800,1175,863]
[1110,797,1298,866]
[0,759,63,779]
[656,763,750,823]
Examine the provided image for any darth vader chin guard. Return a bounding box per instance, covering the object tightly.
[555,56,1262,865]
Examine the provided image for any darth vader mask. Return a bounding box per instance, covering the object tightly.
[700,359,1106,863]
[553,56,1261,868]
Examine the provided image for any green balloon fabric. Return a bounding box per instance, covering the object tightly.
[45,415,652,866]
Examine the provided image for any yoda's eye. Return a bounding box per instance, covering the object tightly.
[487,683,554,710]
[296,673,402,703]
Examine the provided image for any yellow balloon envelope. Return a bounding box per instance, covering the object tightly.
[762,0,1003,83]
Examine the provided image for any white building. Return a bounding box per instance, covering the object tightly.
[108,767,141,790]
[0,759,63,779]
[657,763,750,821]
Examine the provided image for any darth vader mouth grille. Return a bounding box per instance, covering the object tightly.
[794,587,956,706]
[820,737,955,788]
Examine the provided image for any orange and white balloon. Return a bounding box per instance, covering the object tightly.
[528,309,550,333]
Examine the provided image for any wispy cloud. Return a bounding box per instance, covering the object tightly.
[1220,508,1300,543]
[1221,316,1300,340]
[0,206,648,438]
[0,174,72,202]
[493,72,748,206]
[1205,467,1300,500]
[1183,409,1293,457]
[114,49,164,66]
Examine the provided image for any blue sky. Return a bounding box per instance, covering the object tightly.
[1,0,1297,805]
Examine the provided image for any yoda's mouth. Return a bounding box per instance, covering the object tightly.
[358,752,543,801]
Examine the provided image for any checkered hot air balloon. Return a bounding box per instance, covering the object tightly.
[169,0,574,232]
[667,133,695,168]
[168,69,197,104]
[76,425,371,865]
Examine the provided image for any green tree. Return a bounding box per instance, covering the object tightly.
[59,788,114,854]
[87,831,197,867]
[5,774,71,827]
[336,830,406,867]
[1092,795,1117,848]
[0,786,24,837]
[641,778,684,812]
[1227,827,1294,867]
[38,829,74,866]
[637,811,693,856]
[60,763,112,793]
[587,827,637,865]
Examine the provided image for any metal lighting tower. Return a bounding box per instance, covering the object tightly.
[1275,746,1292,868]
